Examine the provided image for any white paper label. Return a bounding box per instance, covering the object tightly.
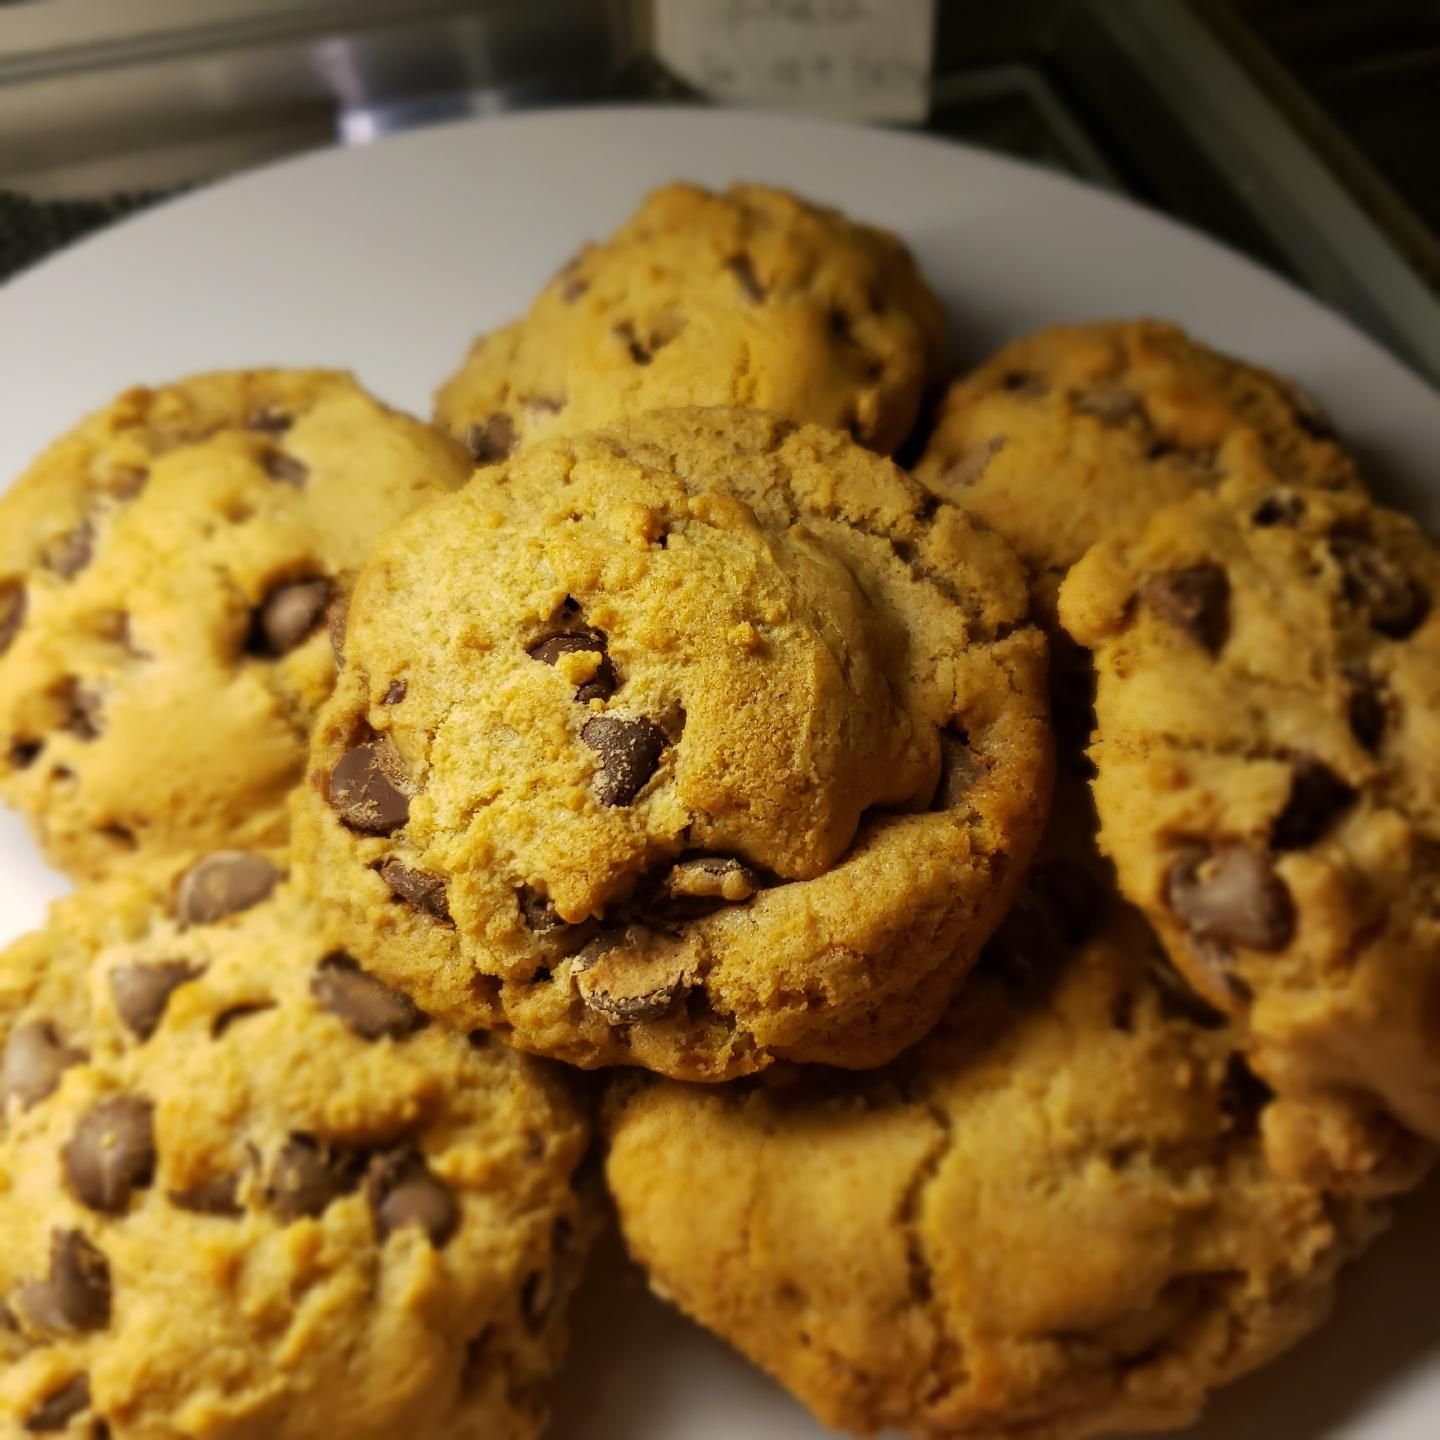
[654,0,935,123]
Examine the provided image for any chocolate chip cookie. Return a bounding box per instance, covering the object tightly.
[0,371,470,880]
[915,320,1362,620]
[433,182,948,460]
[1060,476,1440,1141]
[0,852,592,1439]
[293,407,1052,1081]
[604,792,1402,1440]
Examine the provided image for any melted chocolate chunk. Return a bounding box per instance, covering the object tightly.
[266,1135,365,1222]
[328,740,411,834]
[2,1021,85,1111]
[17,1230,111,1334]
[368,1148,459,1247]
[311,954,426,1040]
[64,1097,156,1213]
[109,961,203,1040]
[1141,564,1230,653]
[1165,843,1295,951]
[581,715,667,806]
[378,859,451,923]
[175,851,280,926]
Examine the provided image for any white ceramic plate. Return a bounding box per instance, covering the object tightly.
[0,107,1436,1440]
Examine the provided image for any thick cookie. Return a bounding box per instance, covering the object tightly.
[0,853,592,1440]
[915,320,1362,620]
[1060,477,1440,1141]
[293,408,1051,1081]
[433,182,947,459]
[604,796,1404,1440]
[0,371,469,879]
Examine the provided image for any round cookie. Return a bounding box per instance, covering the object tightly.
[293,407,1052,1081]
[603,802,1404,1440]
[0,852,593,1440]
[0,371,470,879]
[914,320,1363,620]
[1059,476,1440,1142]
[433,182,948,460]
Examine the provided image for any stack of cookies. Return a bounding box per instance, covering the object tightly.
[0,180,1434,1440]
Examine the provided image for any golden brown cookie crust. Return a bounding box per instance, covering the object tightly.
[434,182,948,459]
[604,793,1401,1440]
[294,408,1052,1081]
[915,319,1362,619]
[1061,476,1440,1142]
[0,855,593,1440]
[0,371,470,880]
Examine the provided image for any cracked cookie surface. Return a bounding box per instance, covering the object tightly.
[0,852,592,1440]
[915,320,1362,621]
[433,182,947,460]
[293,407,1051,1081]
[0,371,470,880]
[603,790,1402,1440]
[1060,477,1440,1142]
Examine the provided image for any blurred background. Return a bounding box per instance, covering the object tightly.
[2,0,1438,382]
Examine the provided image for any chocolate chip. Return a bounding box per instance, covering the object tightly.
[1000,371,1047,398]
[110,465,149,499]
[581,715,667,806]
[46,521,94,579]
[381,679,407,705]
[464,414,515,465]
[60,679,102,740]
[378,859,451,922]
[666,858,761,904]
[523,394,564,417]
[23,1373,90,1432]
[64,1097,155,1213]
[1346,668,1387,751]
[327,593,349,666]
[1148,949,1228,1029]
[328,740,411,834]
[248,407,292,435]
[614,322,654,366]
[1271,757,1356,851]
[211,1002,275,1038]
[2,1021,85,1111]
[311,953,425,1040]
[939,436,1005,491]
[1141,563,1230,653]
[175,851,281,926]
[1252,492,1306,528]
[18,1231,111,1334]
[572,930,689,1023]
[8,738,42,769]
[266,1135,365,1222]
[517,888,597,959]
[367,1148,459,1247]
[529,631,617,704]
[561,277,588,303]
[0,583,25,656]
[1331,537,1429,638]
[934,728,987,809]
[262,450,309,486]
[726,254,766,303]
[1074,383,1142,425]
[169,1170,243,1217]
[109,961,203,1040]
[252,578,331,656]
[1165,843,1295,951]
